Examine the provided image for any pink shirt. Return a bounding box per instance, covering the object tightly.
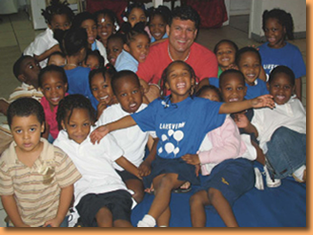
[198,117,247,175]
[40,93,68,139]
[137,39,218,85]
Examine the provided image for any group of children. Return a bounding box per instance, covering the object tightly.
[0,0,306,228]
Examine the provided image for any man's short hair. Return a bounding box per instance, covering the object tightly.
[169,5,200,30]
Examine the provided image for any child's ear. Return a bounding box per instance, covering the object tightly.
[64,83,68,92]
[41,123,45,133]
[123,44,130,52]
[165,81,170,90]
[166,24,170,36]
[61,120,66,130]
[17,74,27,83]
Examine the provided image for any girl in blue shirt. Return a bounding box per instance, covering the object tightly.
[90,61,275,227]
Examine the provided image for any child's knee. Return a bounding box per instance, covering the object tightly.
[190,191,205,205]
[208,187,222,201]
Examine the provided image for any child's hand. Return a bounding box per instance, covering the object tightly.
[225,63,239,71]
[138,161,151,177]
[90,125,109,144]
[251,94,275,109]
[233,113,249,129]
[44,217,63,227]
[181,154,200,165]
[97,101,108,116]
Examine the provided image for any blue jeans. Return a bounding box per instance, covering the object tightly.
[265,127,306,179]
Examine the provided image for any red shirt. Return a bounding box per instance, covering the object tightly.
[137,39,218,85]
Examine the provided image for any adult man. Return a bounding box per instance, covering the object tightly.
[137,5,218,100]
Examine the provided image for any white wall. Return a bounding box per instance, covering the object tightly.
[249,0,306,41]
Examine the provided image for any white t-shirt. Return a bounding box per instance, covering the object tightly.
[96,103,150,171]
[251,96,306,153]
[23,28,58,68]
[53,126,128,207]
[95,39,109,65]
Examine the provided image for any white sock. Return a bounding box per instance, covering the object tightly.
[137,214,156,227]
[293,165,306,181]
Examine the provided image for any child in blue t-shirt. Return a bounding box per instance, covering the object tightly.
[236,47,269,99]
[90,61,275,227]
[258,8,306,100]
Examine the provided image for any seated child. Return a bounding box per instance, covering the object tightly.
[82,49,104,70]
[106,33,124,66]
[147,5,171,43]
[0,55,43,154]
[251,66,306,183]
[88,65,118,119]
[38,65,68,143]
[182,85,255,227]
[23,0,74,68]
[235,47,269,99]
[47,51,66,66]
[54,94,139,227]
[115,24,150,73]
[94,9,119,48]
[0,97,81,227]
[72,12,108,65]
[96,70,155,203]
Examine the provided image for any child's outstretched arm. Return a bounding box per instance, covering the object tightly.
[233,113,259,138]
[44,184,74,227]
[90,115,137,144]
[219,94,275,114]
[1,195,30,227]
[139,137,158,177]
[115,156,142,179]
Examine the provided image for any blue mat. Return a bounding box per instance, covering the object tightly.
[131,162,306,227]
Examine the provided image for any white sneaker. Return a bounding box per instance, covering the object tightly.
[264,166,281,188]
[254,167,264,190]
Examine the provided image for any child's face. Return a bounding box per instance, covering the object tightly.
[165,63,194,99]
[97,14,115,43]
[149,15,166,41]
[220,73,247,103]
[107,39,123,65]
[91,73,115,105]
[199,89,221,102]
[268,73,294,105]
[83,55,100,69]
[237,52,261,86]
[20,57,41,88]
[48,54,66,67]
[49,14,71,31]
[114,75,143,113]
[125,34,149,63]
[128,7,147,27]
[81,19,97,45]
[11,114,44,154]
[264,18,286,48]
[61,108,91,144]
[40,71,67,109]
[215,42,236,70]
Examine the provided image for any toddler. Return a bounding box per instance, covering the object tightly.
[183,85,255,227]
[236,47,269,99]
[38,65,68,143]
[72,12,108,65]
[96,70,156,203]
[94,9,119,48]
[90,61,275,227]
[54,94,138,227]
[251,66,306,184]
[82,49,104,70]
[47,51,66,66]
[147,5,171,43]
[0,97,81,227]
[24,0,74,68]
[89,65,118,119]
[259,8,306,100]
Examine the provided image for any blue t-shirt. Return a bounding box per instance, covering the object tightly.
[258,42,306,79]
[131,96,226,159]
[245,78,269,99]
[115,50,138,73]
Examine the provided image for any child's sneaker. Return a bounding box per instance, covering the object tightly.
[264,165,281,188]
[254,167,264,190]
[292,165,306,183]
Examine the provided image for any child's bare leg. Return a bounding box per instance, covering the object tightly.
[157,206,170,227]
[114,219,133,227]
[125,179,145,203]
[95,207,113,227]
[143,173,184,225]
[208,188,238,227]
[189,190,210,227]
